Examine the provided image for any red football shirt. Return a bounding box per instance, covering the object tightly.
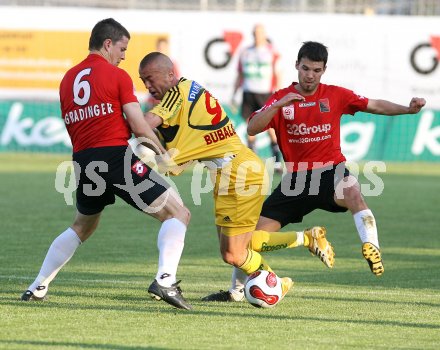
[250,83,368,171]
[59,54,138,152]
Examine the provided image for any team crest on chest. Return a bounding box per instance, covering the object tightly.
[282,105,295,120]
[319,98,330,112]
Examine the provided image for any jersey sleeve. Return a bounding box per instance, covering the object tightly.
[150,86,183,125]
[339,86,369,115]
[118,69,139,105]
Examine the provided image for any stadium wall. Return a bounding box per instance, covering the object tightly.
[0,7,439,161]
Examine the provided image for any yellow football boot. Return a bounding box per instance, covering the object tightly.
[305,226,335,268]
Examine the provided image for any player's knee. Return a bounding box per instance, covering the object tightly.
[221,252,235,266]
[340,185,366,211]
[335,175,359,200]
[150,189,190,225]
[71,223,96,242]
[221,250,242,267]
[343,184,362,202]
[173,205,191,226]
[159,202,190,226]
[166,197,190,224]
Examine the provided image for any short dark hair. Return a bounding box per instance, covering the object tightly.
[88,18,130,51]
[297,41,328,65]
[139,52,166,69]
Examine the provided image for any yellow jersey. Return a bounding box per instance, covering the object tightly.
[151,78,244,165]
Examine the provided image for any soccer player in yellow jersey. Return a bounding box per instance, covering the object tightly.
[139,52,335,302]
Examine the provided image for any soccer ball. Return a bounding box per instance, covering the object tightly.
[244,270,283,308]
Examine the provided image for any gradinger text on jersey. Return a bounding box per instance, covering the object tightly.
[64,103,114,125]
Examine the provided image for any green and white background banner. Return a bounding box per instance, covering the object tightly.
[0,7,439,162]
[1,100,439,162]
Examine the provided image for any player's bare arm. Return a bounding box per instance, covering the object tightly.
[142,110,194,175]
[247,92,304,136]
[144,111,164,129]
[123,102,166,154]
[366,97,426,116]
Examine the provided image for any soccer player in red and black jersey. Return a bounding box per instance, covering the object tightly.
[203,41,426,302]
[21,18,193,310]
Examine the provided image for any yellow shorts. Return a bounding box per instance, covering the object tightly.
[213,147,269,236]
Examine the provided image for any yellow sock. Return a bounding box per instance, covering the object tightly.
[251,230,303,252]
[239,248,272,275]
[303,231,310,247]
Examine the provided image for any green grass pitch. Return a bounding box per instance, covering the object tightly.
[0,153,439,349]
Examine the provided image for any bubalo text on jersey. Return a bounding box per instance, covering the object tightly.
[204,124,237,145]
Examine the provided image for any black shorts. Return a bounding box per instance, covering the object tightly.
[241,91,272,120]
[261,165,350,227]
[73,146,169,215]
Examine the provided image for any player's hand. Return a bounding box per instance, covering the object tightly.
[273,92,305,108]
[154,150,179,174]
[155,149,194,176]
[408,97,426,114]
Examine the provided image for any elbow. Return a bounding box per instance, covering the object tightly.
[129,124,142,138]
[247,124,256,136]
[131,124,152,140]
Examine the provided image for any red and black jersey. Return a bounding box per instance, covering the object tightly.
[59,54,138,153]
[250,83,368,171]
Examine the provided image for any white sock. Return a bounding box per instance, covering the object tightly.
[296,231,305,246]
[229,267,247,298]
[353,209,380,248]
[28,227,82,297]
[155,218,186,287]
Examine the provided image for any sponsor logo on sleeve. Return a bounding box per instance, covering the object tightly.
[188,81,202,101]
